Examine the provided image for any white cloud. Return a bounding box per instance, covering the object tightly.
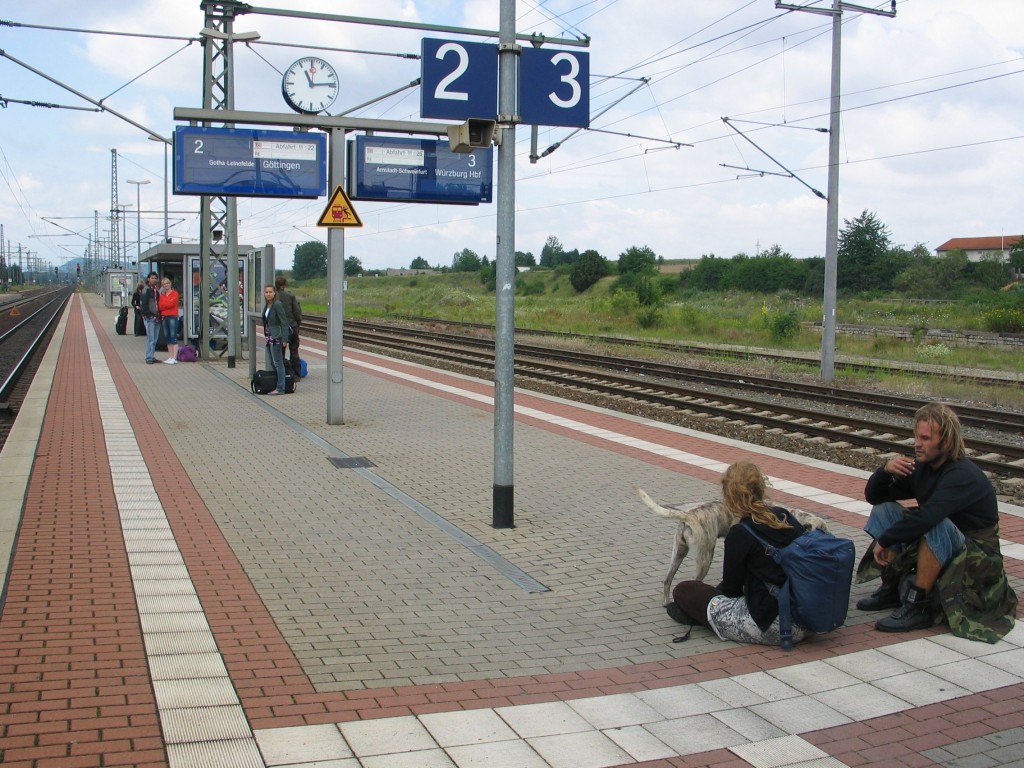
[1,0,1022,271]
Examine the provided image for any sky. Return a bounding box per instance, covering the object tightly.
[1,0,1022,274]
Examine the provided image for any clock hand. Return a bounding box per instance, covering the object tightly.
[305,69,315,87]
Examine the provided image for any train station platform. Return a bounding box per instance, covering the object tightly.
[1,291,1023,768]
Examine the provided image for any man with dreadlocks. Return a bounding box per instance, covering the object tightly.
[856,402,1016,640]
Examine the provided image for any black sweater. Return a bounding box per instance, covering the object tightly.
[864,458,997,548]
[719,508,803,630]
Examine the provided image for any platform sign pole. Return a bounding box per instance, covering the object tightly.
[326,127,346,425]
[492,0,517,528]
[226,196,239,367]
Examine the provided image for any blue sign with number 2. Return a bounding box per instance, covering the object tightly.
[420,39,498,120]
[420,38,589,128]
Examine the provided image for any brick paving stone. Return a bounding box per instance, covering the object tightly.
[3,294,1023,768]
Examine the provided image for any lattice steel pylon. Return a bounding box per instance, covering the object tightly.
[198,0,245,365]
[109,149,120,268]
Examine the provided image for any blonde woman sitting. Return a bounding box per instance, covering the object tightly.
[668,461,810,646]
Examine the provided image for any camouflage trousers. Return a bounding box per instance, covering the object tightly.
[856,524,1017,643]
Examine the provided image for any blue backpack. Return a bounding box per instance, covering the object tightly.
[742,521,855,650]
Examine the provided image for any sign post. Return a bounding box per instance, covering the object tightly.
[419,21,590,528]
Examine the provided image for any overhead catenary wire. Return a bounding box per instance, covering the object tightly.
[1,1,1019,266]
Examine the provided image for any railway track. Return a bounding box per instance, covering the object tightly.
[0,288,73,449]
[302,315,1024,481]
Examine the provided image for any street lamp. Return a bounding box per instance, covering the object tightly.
[125,179,150,263]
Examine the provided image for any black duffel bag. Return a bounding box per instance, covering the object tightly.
[251,369,295,395]
[251,370,278,395]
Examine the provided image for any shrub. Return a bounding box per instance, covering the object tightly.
[916,343,952,360]
[983,307,1024,333]
[637,306,662,328]
[439,289,474,308]
[610,289,640,315]
[520,280,545,296]
[761,303,801,342]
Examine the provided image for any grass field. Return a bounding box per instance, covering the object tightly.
[293,270,1024,406]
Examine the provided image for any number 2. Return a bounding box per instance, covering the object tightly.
[434,42,470,102]
[193,139,204,154]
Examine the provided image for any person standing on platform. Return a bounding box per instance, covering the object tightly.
[158,276,180,364]
[262,284,290,395]
[141,271,162,364]
[130,280,146,336]
[275,276,302,379]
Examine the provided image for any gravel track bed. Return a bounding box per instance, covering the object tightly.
[353,342,1024,506]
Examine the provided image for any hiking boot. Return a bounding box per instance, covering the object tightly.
[875,585,934,633]
[856,582,900,611]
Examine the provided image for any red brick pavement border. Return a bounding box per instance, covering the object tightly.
[0,301,167,768]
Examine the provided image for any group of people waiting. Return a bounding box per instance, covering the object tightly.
[133,271,180,365]
[131,273,303,388]
[667,402,1017,647]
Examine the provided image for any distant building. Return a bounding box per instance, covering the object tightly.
[385,268,436,276]
[934,235,1022,263]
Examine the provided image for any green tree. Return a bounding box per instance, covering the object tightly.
[344,256,363,276]
[451,248,482,272]
[539,235,564,267]
[617,245,658,277]
[569,249,608,292]
[837,210,892,293]
[970,255,1010,291]
[410,256,431,270]
[936,249,968,291]
[1008,237,1024,276]
[683,255,729,291]
[292,241,327,280]
[893,264,939,297]
[515,250,536,267]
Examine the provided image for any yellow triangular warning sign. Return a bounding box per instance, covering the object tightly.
[317,186,363,228]
[10,307,21,316]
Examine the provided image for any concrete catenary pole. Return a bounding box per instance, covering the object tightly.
[492,0,517,527]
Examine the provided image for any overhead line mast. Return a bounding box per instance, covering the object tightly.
[775,0,896,383]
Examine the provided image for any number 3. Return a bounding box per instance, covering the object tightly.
[548,52,581,109]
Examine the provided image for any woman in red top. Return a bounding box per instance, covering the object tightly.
[158,277,181,364]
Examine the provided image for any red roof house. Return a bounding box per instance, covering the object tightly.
[935,236,1022,262]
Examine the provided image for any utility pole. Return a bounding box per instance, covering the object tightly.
[492,0,518,527]
[775,0,895,382]
[199,0,253,368]
[109,150,120,270]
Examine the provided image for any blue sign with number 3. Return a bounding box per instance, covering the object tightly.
[420,38,589,128]
[519,48,590,128]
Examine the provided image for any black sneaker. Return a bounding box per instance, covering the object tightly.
[666,602,689,624]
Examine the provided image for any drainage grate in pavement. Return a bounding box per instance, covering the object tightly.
[328,456,377,469]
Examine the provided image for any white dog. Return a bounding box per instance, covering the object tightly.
[637,488,831,606]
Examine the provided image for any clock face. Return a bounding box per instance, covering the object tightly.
[282,57,339,114]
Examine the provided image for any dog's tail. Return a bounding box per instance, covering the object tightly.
[636,487,678,520]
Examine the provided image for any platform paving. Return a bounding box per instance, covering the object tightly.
[0,292,1022,767]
